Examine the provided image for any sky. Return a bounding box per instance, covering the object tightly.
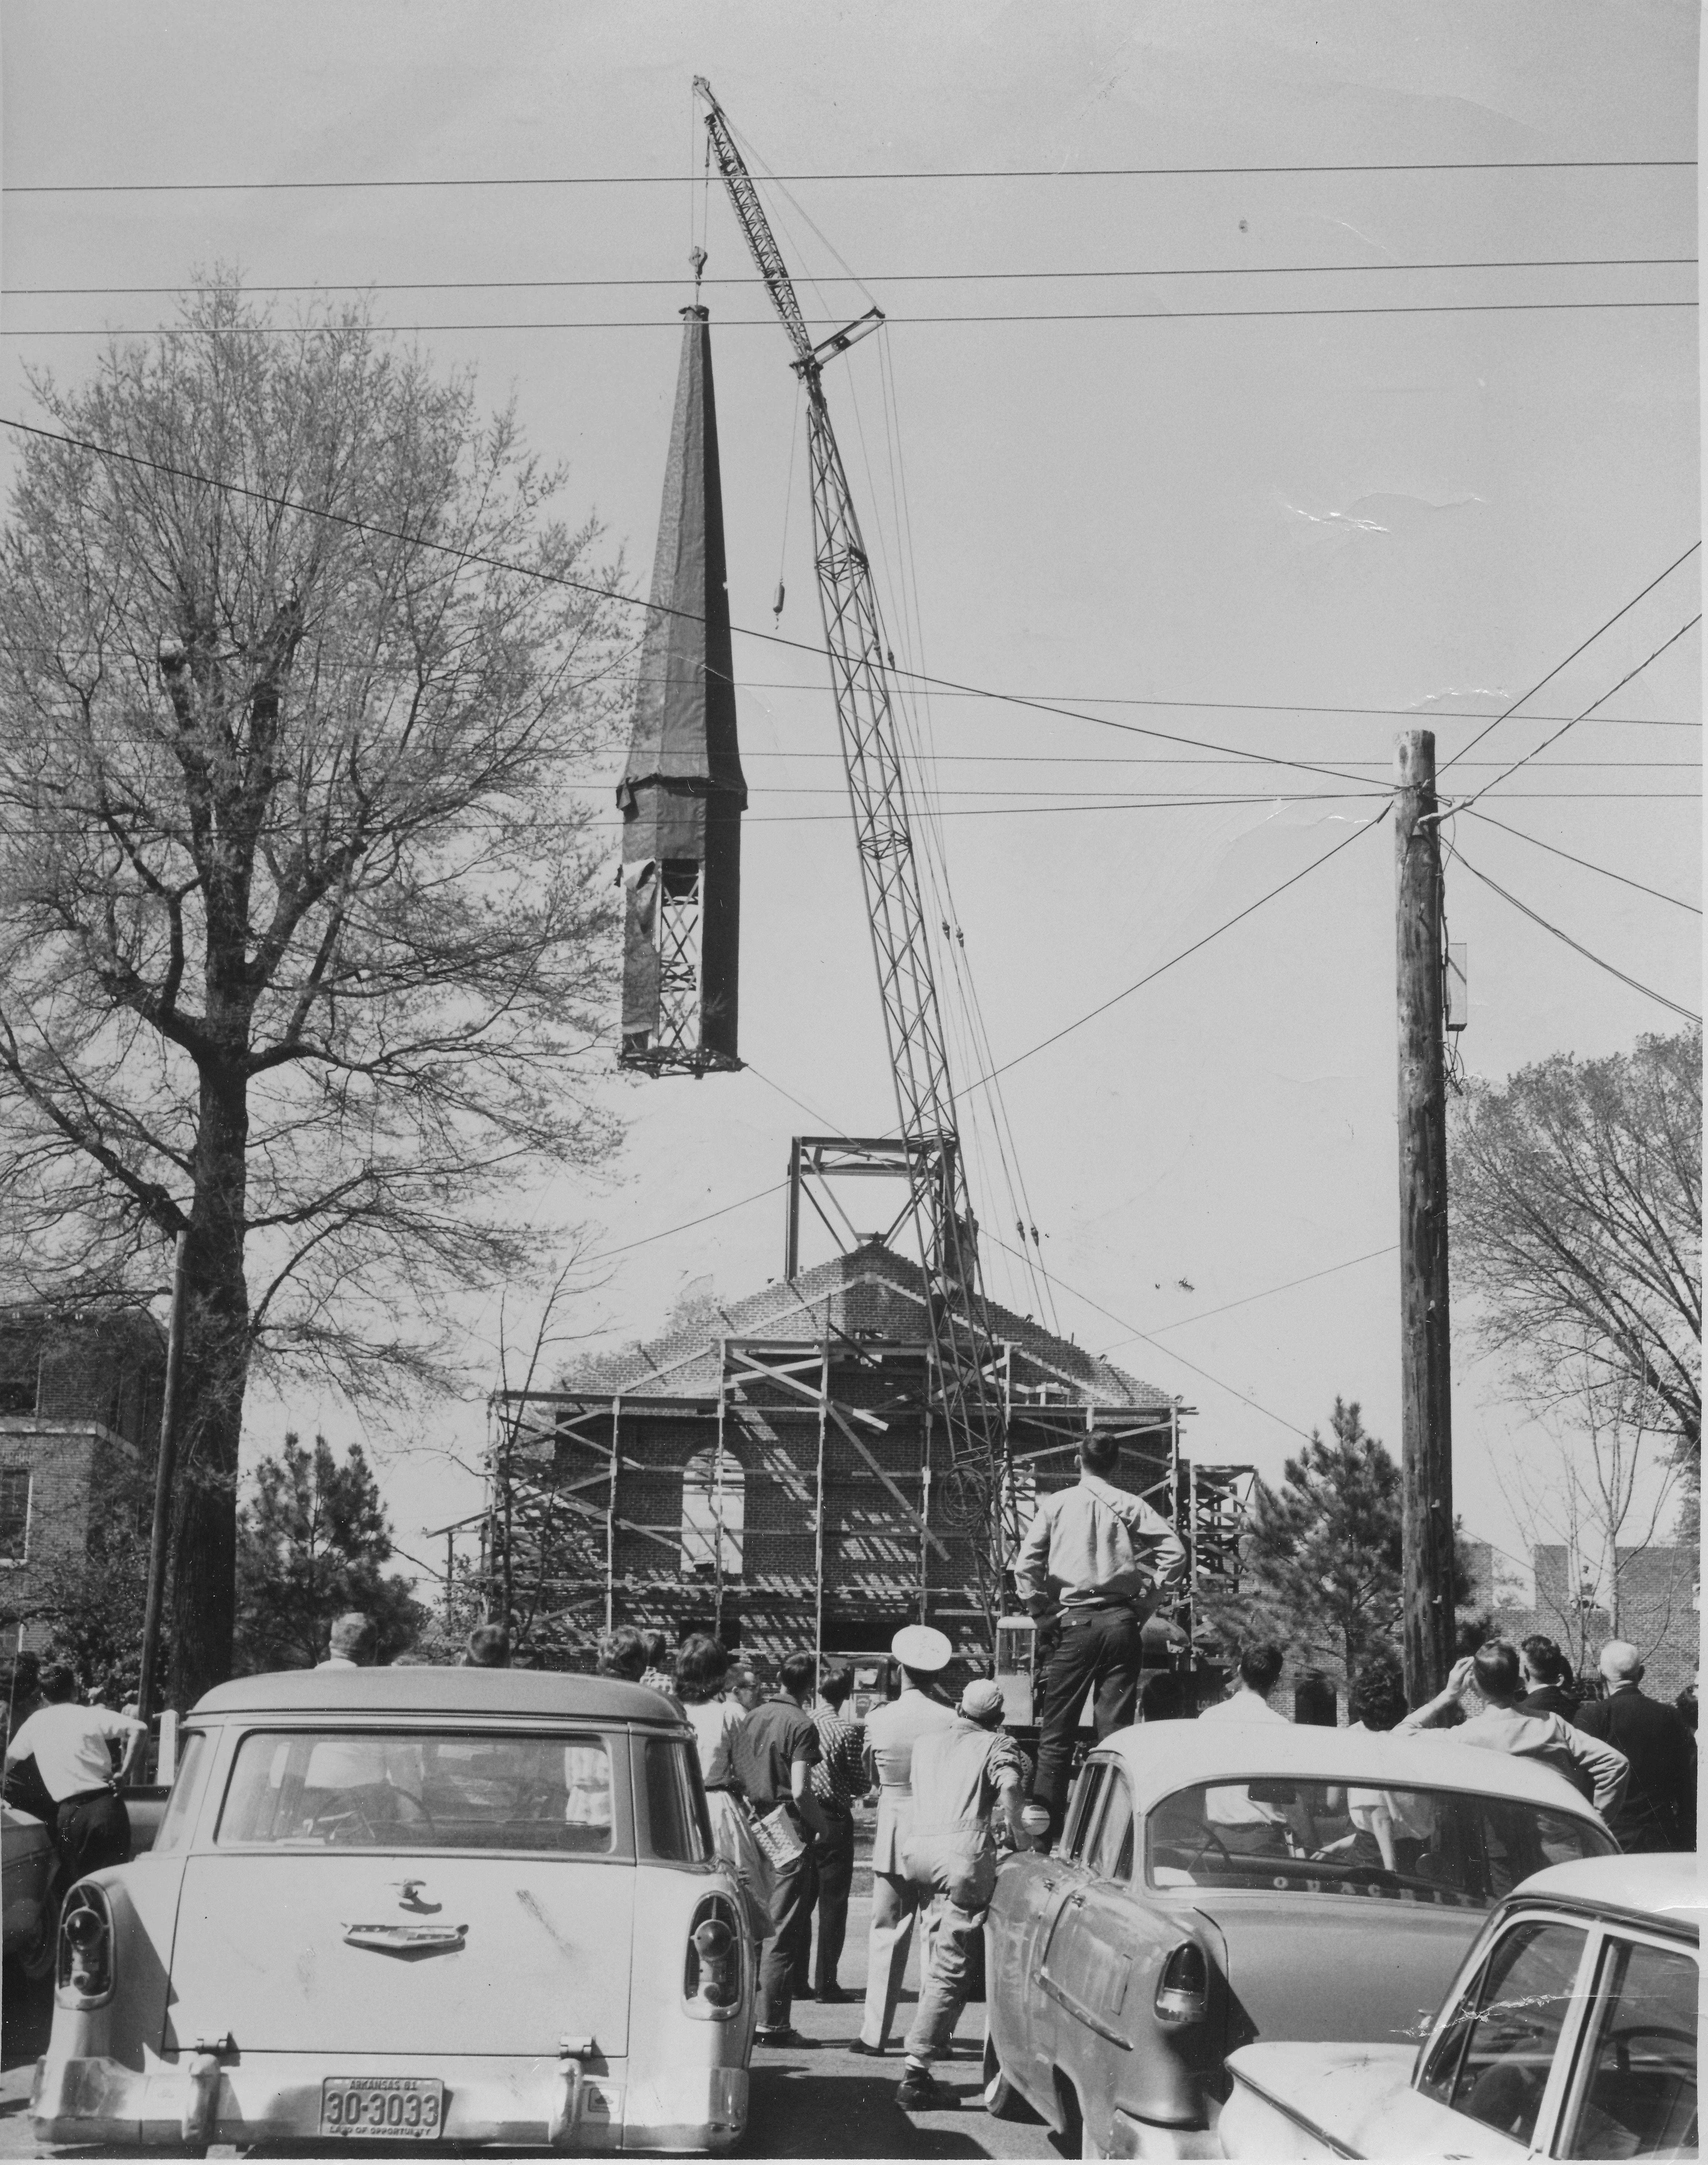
[2,2,1699,1606]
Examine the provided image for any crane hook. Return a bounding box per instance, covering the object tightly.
[690,245,707,300]
[772,580,786,623]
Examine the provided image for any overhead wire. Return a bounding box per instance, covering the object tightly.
[1458,806,1702,915]
[1093,1242,1400,1355]
[980,1226,1317,1443]
[1449,615,1702,810]
[1444,840,1701,1024]
[6,155,1693,193]
[1439,545,1701,771]
[8,255,1695,294]
[5,299,1697,335]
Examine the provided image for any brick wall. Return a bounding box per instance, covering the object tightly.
[0,1422,134,1654]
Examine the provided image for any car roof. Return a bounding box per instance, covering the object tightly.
[189,1667,685,1724]
[1092,1716,1607,1822]
[1508,1851,1703,1938]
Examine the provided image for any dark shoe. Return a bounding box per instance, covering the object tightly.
[896,2069,959,2111]
[754,2027,809,2048]
[816,1984,851,2004]
[846,2038,886,2057]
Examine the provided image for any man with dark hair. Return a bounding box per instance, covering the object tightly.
[1200,1642,1287,1721]
[1347,1652,1408,1733]
[1573,1641,1696,1852]
[597,1626,647,1682]
[731,1649,828,2046]
[4,1664,147,1883]
[792,1664,863,2004]
[318,1612,377,1667]
[1015,1433,1187,1842]
[463,1623,511,1669]
[1519,1635,1578,1718]
[639,1629,676,1697]
[1399,1642,1629,1822]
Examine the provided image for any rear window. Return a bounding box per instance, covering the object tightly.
[1147,1778,1611,1909]
[150,1729,210,1854]
[642,1736,712,1864]
[216,1730,620,1854]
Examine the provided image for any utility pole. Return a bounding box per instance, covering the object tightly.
[1395,731,1455,1703]
[136,1229,189,1730]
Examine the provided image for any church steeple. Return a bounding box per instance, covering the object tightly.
[618,304,745,1075]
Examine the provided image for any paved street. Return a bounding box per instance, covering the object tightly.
[0,1889,1058,2160]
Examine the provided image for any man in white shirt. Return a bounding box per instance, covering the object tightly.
[4,1664,147,1883]
[1197,1643,1293,1849]
[317,1612,376,1668]
[1016,1435,1187,1843]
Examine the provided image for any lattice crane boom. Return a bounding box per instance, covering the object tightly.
[694,79,1007,1507]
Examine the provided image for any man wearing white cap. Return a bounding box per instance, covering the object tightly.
[894,1678,1032,2114]
[849,1625,957,2057]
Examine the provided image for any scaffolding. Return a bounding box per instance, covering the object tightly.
[484,1329,1231,1669]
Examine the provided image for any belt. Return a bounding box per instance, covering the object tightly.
[60,1784,118,1807]
[704,1781,734,1794]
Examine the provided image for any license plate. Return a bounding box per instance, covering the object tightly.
[320,2076,445,2140]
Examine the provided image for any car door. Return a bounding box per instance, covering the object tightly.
[1402,1911,1597,2157]
[1006,1758,1111,2107]
[1036,1758,1141,2125]
[1551,1927,1698,2159]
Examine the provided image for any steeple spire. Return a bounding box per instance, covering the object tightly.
[617,305,746,1075]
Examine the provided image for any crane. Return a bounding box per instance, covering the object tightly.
[694,79,1012,1558]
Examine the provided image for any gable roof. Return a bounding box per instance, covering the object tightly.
[585,1240,1171,1411]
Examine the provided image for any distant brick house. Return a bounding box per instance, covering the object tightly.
[1482,1541,1701,1703]
[0,1308,165,1655]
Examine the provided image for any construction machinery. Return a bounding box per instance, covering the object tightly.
[693,79,1010,1564]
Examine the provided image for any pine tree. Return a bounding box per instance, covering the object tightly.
[235,1433,424,1670]
[1208,1398,1404,1694]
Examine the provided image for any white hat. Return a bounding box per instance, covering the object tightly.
[891,1624,952,1673]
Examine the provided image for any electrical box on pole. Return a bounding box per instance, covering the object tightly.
[1395,731,1456,1702]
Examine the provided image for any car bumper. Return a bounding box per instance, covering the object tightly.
[1104,2107,1222,2160]
[32,2050,749,2154]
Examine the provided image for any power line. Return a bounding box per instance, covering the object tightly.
[6,157,1692,196]
[731,680,1699,725]
[1447,843,1701,1024]
[6,299,1695,336]
[981,1228,1316,1443]
[1439,546,1701,771]
[1453,615,1702,809]
[0,414,1384,793]
[9,255,1695,295]
[1460,806,1702,916]
[1097,1243,1401,1355]
[961,805,1392,1090]
[574,1180,786,1267]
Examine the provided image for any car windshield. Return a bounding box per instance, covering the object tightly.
[1147,1777,1611,1908]
[216,1729,618,1854]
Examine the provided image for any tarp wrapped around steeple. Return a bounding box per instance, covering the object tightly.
[618,304,746,1074]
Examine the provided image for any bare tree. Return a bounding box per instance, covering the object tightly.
[0,283,630,1702]
[1491,1363,1685,1673]
[1450,1028,1701,1464]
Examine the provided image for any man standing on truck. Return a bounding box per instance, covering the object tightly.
[3,1664,147,1884]
[1016,1434,1188,1844]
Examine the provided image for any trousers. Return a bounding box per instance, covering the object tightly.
[756,1846,818,2032]
[1033,1604,1142,1839]
[902,1899,985,2065]
[859,1871,941,2049]
[792,1811,855,1995]
[55,1787,131,1884]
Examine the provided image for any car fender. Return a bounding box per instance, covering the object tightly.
[48,1857,186,2073]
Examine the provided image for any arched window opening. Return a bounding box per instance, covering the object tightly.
[681,1445,744,1581]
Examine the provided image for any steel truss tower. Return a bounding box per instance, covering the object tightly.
[695,81,1010,1566]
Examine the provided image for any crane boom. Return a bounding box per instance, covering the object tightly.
[694,80,1009,1535]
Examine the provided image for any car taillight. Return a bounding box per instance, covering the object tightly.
[683,1893,743,2019]
[1153,1941,1208,2026]
[57,1886,114,2008]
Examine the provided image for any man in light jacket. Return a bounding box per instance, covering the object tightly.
[1398,1641,1628,1823]
[1016,1435,1187,1842]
